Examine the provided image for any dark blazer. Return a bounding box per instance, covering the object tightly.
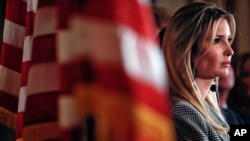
[171,101,229,141]
[222,108,245,125]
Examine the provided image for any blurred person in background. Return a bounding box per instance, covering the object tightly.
[218,66,244,125]
[152,6,171,34]
[228,52,250,124]
[152,6,172,46]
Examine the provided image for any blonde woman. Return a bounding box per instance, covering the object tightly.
[162,2,236,141]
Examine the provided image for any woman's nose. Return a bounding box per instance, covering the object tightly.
[224,43,234,56]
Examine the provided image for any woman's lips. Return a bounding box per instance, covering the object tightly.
[221,61,231,67]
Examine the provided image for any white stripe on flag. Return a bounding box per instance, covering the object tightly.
[0,66,21,97]
[27,63,60,96]
[34,6,57,37]
[146,45,168,90]
[27,0,38,12]
[119,26,167,91]
[3,20,25,49]
[23,35,33,62]
[57,17,121,64]
[58,95,80,128]
[18,86,27,112]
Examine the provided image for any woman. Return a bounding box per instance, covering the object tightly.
[162,2,236,141]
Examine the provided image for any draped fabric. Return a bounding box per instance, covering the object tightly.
[16,0,37,140]
[0,0,175,141]
[22,1,60,140]
[0,0,26,140]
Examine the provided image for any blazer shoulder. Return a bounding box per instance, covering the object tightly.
[171,101,223,141]
[171,101,210,131]
[171,101,203,117]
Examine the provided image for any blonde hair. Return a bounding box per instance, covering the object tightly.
[162,2,236,133]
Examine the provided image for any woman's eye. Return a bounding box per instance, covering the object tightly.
[213,38,221,44]
[228,38,233,43]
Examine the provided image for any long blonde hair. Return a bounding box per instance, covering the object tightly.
[162,2,236,133]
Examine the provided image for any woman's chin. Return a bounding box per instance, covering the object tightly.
[218,69,230,78]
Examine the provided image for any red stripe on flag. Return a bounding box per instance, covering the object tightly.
[59,59,130,94]
[20,61,30,86]
[24,92,58,126]
[60,125,83,141]
[5,0,27,26]
[57,0,157,41]
[128,77,172,116]
[57,0,72,29]
[87,0,156,41]
[25,11,35,36]
[16,111,24,138]
[59,59,95,94]
[91,61,130,92]
[0,43,23,72]
[0,91,18,113]
[38,0,57,8]
[31,34,56,64]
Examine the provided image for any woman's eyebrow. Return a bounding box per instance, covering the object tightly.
[215,35,232,38]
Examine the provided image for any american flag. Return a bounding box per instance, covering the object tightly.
[0,0,175,141]
[0,0,25,140]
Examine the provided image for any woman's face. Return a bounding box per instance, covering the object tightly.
[194,19,234,79]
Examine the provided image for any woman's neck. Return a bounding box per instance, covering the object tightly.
[195,78,215,99]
